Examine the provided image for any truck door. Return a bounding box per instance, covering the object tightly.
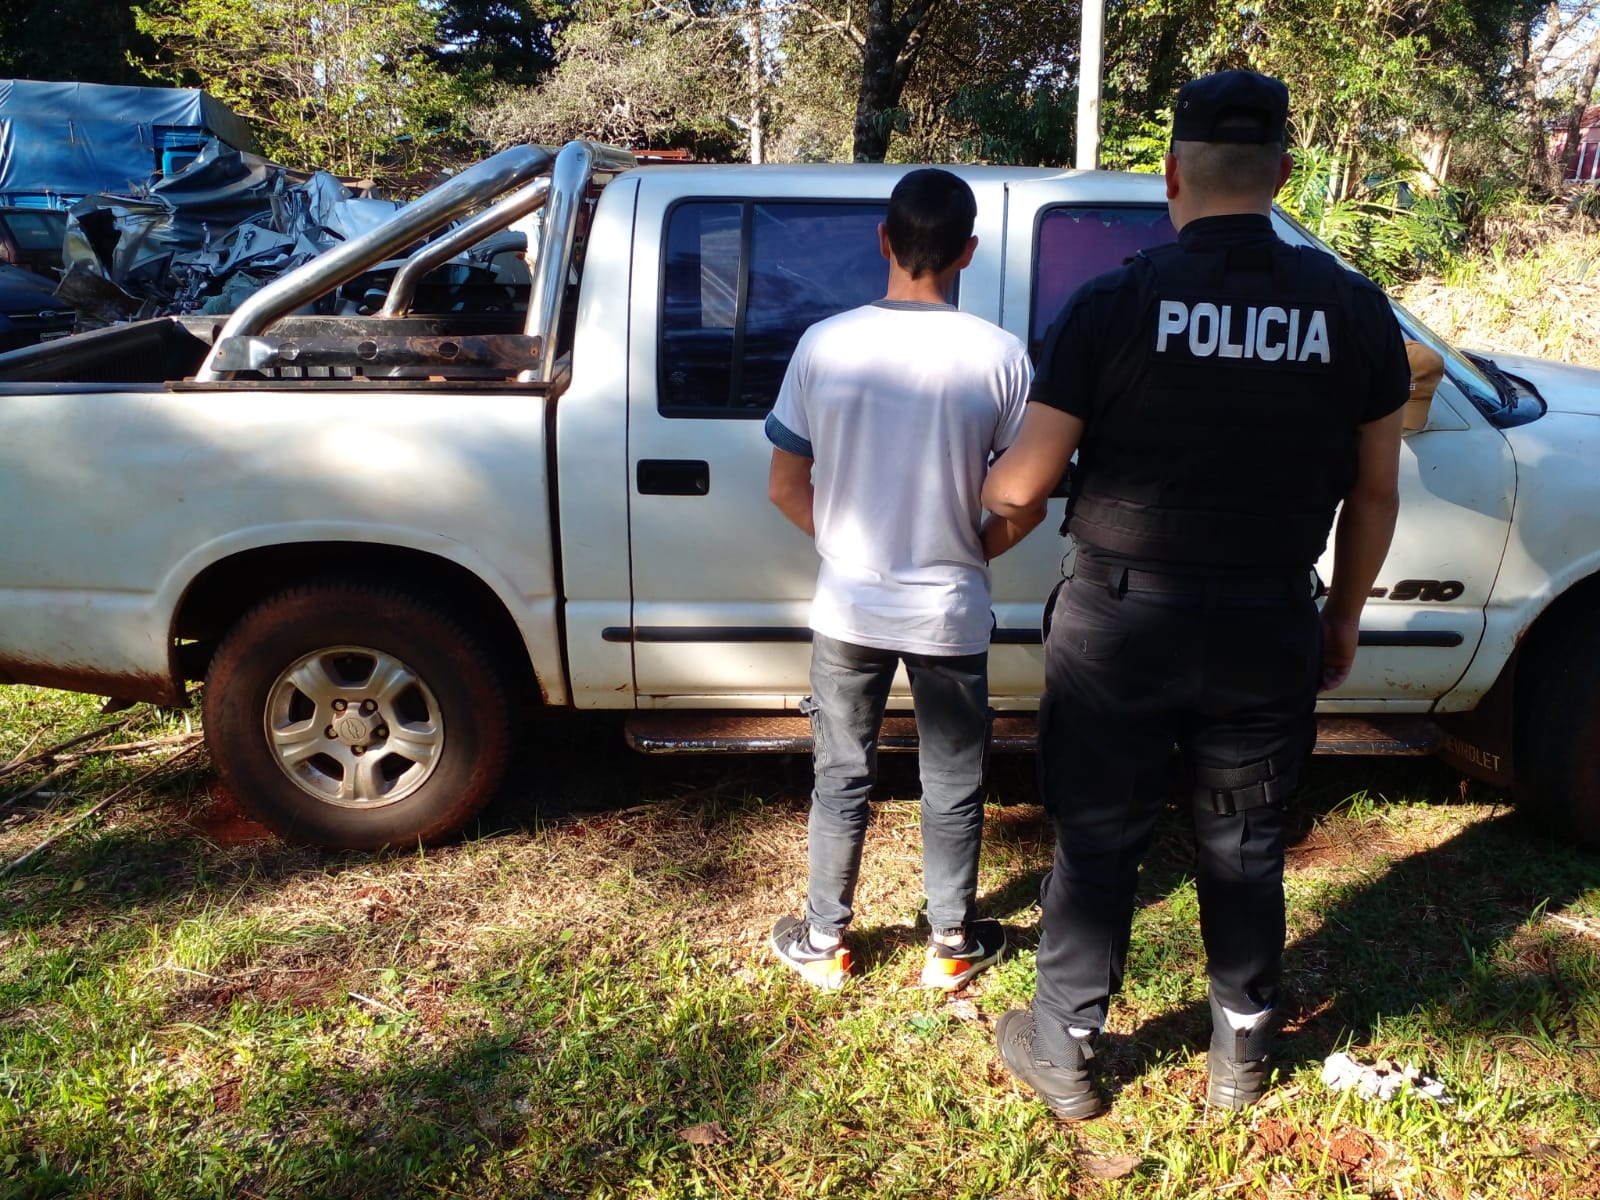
[998,186,1514,709]
[623,172,1037,705]
[624,189,887,704]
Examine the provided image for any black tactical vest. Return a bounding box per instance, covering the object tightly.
[1067,237,1364,568]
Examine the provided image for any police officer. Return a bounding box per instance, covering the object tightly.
[980,69,1410,1117]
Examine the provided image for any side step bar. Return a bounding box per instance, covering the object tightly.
[625,713,1442,757]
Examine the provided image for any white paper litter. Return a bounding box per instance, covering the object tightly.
[1321,1052,1453,1104]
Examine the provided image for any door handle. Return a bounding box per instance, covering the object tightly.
[637,459,710,495]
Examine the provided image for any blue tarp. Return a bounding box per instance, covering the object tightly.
[0,79,253,207]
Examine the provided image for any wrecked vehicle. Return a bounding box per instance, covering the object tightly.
[0,263,72,351]
[0,207,66,279]
[56,141,529,329]
[0,141,1594,850]
[57,141,406,325]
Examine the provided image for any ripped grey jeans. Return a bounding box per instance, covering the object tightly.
[803,632,991,938]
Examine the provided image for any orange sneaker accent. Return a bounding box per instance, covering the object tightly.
[771,916,854,989]
[799,948,850,987]
[920,919,1004,990]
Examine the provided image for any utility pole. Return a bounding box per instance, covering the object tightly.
[1077,0,1104,169]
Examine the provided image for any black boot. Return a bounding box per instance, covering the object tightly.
[996,1009,1105,1120]
[1206,990,1276,1110]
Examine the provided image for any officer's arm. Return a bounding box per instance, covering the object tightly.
[768,448,816,538]
[979,403,1085,559]
[1320,407,1404,688]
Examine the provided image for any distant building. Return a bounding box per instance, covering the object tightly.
[1551,104,1600,183]
[0,78,252,208]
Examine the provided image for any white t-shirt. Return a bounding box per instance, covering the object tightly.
[766,300,1032,656]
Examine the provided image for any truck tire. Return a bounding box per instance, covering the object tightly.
[203,582,512,849]
[1514,619,1600,849]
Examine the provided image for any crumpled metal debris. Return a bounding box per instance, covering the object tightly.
[56,140,401,325]
[1321,1051,1452,1103]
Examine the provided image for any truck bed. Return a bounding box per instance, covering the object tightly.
[0,312,537,386]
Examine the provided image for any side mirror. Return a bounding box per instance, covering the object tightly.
[1403,340,1445,432]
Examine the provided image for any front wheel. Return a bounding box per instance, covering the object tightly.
[1514,619,1600,849]
[204,582,513,849]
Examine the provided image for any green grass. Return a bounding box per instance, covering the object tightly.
[1,688,1598,1198]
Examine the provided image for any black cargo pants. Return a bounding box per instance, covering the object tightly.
[1032,556,1320,1034]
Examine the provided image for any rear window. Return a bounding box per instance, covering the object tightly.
[1031,205,1175,356]
[659,199,889,417]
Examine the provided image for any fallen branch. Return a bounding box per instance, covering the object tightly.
[349,991,410,1019]
[0,732,203,809]
[94,732,204,756]
[2,729,45,771]
[0,743,205,878]
[141,963,228,984]
[0,762,76,811]
[0,718,133,785]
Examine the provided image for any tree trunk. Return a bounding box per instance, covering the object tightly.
[851,0,943,162]
[1558,36,1600,181]
[747,6,765,164]
[1414,125,1452,190]
[853,0,900,161]
[1514,1,1565,189]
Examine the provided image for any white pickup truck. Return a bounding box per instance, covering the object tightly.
[0,141,1595,849]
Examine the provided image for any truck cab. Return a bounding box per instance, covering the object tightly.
[0,141,1595,850]
[593,166,1512,717]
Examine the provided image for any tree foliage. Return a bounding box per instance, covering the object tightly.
[432,0,573,84]
[1509,0,1600,187]
[0,0,155,86]
[1279,145,1466,284]
[133,0,458,179]
[1213,0,1539,196]
[469,0,746,155]
[780,0,1078,162]
[24,0,1584,262]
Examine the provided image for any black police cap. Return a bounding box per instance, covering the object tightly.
[1172,70,1288,145]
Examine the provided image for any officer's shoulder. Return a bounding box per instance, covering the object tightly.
[1136,241,1184,263]
[1068,258,1147,309]
[1283,242,1384,292]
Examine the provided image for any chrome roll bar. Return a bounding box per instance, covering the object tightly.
[195,144,556,380]
[377,176,551,318]
[522,141,638,384]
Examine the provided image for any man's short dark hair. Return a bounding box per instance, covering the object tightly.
[885,168,977,279]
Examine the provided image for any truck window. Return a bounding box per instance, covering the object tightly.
[1031,205,1175,358]
[660,199,888,417]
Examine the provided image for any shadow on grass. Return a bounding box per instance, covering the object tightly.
[0,756,417,938]
[484,722,1600,1109]
[1069,756,1600,1098]
[0,705,1040,939]
[0,722,852,1196]
[0,713,809,933]
[5,719,1596,1156]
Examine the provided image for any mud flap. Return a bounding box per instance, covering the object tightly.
[1434,654,1516,789]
